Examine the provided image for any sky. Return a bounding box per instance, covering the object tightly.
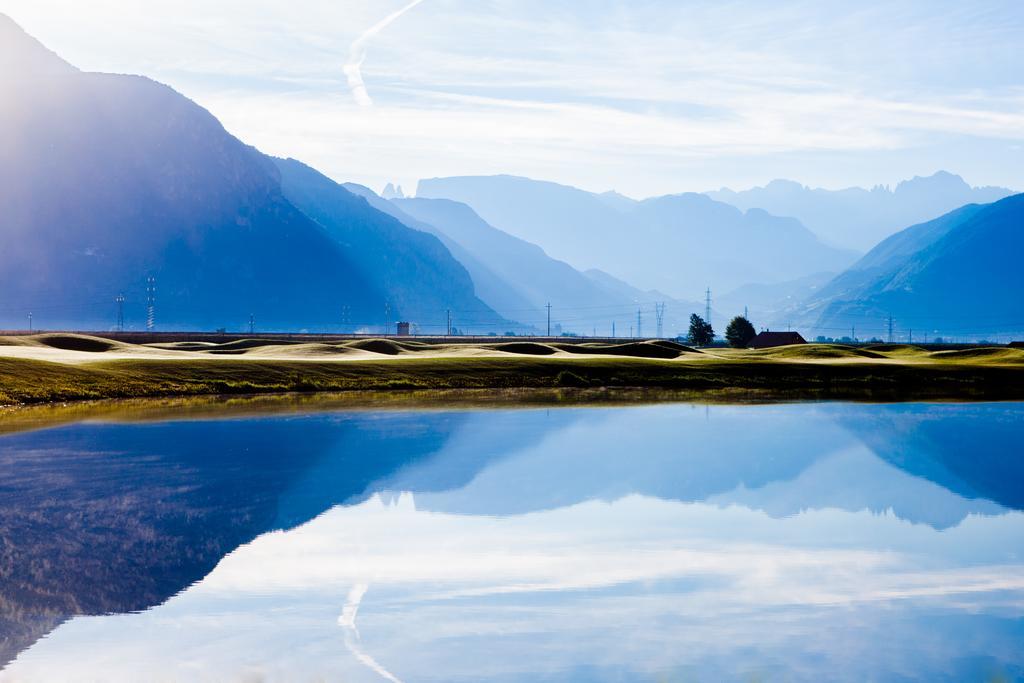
[2,0,1022,197]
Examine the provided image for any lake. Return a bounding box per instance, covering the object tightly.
[1,399,1023,682]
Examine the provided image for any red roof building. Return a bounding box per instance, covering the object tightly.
[748,331,807,349]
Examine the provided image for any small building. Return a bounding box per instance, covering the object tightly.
[396,322,411,336]
[748,331,807,349]
[1010,341,1024,349]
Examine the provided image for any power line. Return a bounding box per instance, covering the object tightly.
[146,277,156,332]
[115,293,125,332]
[655,302,666,338]
[705,288,712,326]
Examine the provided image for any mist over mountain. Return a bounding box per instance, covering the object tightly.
[708,172,1015,251]
[273,159,506,332]
[0,15,501,333]
[392,197,706,335]
[0,15,379,330]
[793,193,1024,340]
[416,175,857,301]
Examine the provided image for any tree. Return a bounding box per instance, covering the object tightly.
[687,313,715,346]
[725,316,756,348]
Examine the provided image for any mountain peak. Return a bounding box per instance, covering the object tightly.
[381,182,405,199]
[0,13,78,75]
[893,170,969,196]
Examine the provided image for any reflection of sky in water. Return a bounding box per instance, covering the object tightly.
[3,403,1024,682]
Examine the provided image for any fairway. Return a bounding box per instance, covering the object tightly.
[1,334,1023,406]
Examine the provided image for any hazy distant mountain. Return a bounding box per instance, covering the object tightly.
[393,197,706,335]
[794,193,1024,340]
[273,159,506,332]
[417,175,857,300]
[717,272,836,331]
[708,172,1015,251]
[624,193,857,299]
[417,175,623,270]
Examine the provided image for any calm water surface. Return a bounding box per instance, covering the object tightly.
[1,401,1023,682]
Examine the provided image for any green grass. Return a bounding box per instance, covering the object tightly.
[3,350,1024,406]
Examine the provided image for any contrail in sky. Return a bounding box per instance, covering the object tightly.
[344,0,426,106]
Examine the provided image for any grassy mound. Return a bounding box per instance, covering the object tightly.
[864,344,927,354]
[491,342,559,356]
[33,334,121,353]
[344,339,410,355]
[146,341,217,350]
[555,341,684,359]
[752,344,886,360]
[929,348,1024,364]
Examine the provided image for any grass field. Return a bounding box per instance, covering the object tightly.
[1,333,1023,406]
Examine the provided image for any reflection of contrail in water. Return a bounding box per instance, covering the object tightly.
[339,582,404,683]
[343,0,426,106]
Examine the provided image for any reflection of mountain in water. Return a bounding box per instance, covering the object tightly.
[403,405,1019,531]
[832,403,1024,512]
[2,402,1023,668]
[0,412,467,667]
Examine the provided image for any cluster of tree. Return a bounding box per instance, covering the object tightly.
[686,314,759,348]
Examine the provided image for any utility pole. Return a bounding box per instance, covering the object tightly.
[851,325,856,342]
[146,276,156,332]
[705,288,712,325]
[655,302,666,338]
[909,328,913,344]
[115,294,125,332]
[446,308,452,336]
[249,313,255,335]
[28,312,32,332]
[546,302,552,337]
[384,302,390,335]
[637,307,643,338]
[887,314,894,343]
[744,305,749,320]
[612,321,616,338]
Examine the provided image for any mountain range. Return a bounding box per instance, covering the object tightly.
[791,193,1024,340]
[416,175,859,300]
[3,13,1020,340]
[708,173,1014,252]
[0,14,500,333]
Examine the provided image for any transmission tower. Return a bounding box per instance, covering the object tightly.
[447,308,452,336]
[637,307,643,338]
[249,313,255,335]
[612,321,616,338]
[655,302,666,338]
[146,277,156,332]
[705,288,712,325]
[115,294,125,332]
[28,312,33,332]
[546,302,552,337]
[887,314,894,343]
[384,302,391,335]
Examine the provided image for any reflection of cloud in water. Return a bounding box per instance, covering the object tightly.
[6,493,1024,682]
[340,583,404,683]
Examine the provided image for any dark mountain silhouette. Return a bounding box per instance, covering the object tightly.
[272,159,505,331]
[416,175,857,298]
[0,15,495,332]
[0,14,386,330]
[795,193,1024,339]
[708,172,1015,251]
